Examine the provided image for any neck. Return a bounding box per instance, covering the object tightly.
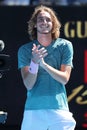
[37,34,52,47]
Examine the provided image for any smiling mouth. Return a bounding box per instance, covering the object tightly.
[41,25,49,29]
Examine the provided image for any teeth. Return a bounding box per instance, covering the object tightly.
[41,26,48,28]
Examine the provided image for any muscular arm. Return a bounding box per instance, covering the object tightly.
[40,59,72,85]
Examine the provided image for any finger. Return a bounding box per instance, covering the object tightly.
[39,52,48,58]
[42,52,48,58]
[37,45,40,49]
[39,47,47,54]
[39,47,45,52]
[41,49,47,55]
[32,44,40,53]
[32,44,36,50]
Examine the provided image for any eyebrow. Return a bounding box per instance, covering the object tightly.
[37,16,51,19]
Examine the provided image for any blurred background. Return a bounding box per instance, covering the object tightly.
[0,0,87,130]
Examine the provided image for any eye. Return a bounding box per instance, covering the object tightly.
[37,17,52,23]
[46,18,51,22]
[37,18,44,22]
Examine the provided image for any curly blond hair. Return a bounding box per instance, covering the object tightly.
[28,5,61,40]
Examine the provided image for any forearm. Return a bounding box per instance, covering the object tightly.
[21,61,39,90]
[40,61,70,85]
[23,72,37,90]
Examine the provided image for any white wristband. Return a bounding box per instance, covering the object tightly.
[29,60,39,74]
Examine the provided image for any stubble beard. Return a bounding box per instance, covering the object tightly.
[37,28,52,35]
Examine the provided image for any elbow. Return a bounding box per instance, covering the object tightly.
[56,77,69,85]
[27,86,33,91]
[23,80,33,90]
[63,80,68,85]
[63,77,70,85]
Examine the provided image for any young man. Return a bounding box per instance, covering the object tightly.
[18,5,76,130]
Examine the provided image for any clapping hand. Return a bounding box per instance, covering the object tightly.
[32,44,48,64]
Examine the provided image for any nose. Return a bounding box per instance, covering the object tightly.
[42,19,47,23]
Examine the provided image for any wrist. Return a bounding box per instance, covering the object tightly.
[29,60,39,74]
[40,58,45,67]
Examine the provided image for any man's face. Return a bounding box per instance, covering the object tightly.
[36,11,53,34]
